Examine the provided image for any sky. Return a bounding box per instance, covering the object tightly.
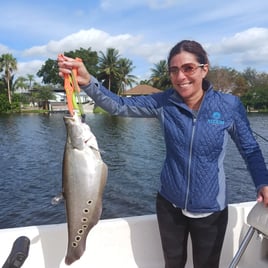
[1,0,268,83]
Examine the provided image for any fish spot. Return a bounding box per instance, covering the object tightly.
[75,236,81,242]
[83,208,90,214]
[81,217,88,223]
[87,200,92,205]
[82,224,88,229]
[78,229,84,235]
[72,242,78,248]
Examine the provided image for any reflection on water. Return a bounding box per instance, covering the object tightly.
[0,113,267,228]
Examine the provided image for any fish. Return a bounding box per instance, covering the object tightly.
[62,113,108,265]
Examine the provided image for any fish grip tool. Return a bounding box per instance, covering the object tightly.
[229,202,268,268]
[2,236,30,268]
[58,54,85,121]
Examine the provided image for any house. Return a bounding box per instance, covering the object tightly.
[53,90,93,104]
[121,85,161,97]
[48,90,94,113]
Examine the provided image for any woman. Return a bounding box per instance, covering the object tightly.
[58,40,268,268]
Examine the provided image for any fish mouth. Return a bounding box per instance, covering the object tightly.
[64,113,80,121]
[64,112,75,118]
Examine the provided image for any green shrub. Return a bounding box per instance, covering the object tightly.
[0,94,11,113]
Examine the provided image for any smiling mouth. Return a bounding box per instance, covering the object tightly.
[178,82,192,87]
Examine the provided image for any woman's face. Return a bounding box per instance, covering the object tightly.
[169,51,208,103]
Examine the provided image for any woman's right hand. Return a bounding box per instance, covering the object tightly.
[57,55,91,86]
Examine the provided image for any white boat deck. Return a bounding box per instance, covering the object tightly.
[0,201,267,267]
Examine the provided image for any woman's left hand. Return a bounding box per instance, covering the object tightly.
[257,185,268,206]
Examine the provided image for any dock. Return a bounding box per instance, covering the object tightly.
[48,101,94,113]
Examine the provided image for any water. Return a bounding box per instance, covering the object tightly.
[0,113,267,229]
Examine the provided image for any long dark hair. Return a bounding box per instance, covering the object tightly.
[168,40,209,66]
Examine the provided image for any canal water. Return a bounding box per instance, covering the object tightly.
[0,112,267,228]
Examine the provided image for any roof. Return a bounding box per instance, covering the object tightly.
[122,85,161,96]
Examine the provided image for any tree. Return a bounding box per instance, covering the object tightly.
[0,79,5,92]
[35,85,56,110]
[242,67,259,89]
[241,68,268,109]
[37,47,99,86]
[150,60,171,90]
[0,94,11,112]
[139,79,152,85]
[65,47,98,77]
[37,58,61,85]
[26,74,35,90]
[0,53,17,103]
[98,48,121,91]
[254,87,268,110]
[116,58,137,95]
[240,87,268,111]
[13,76,28,92]
[232,75,249,96]
[206,66,238,93]
[256,72,268,87]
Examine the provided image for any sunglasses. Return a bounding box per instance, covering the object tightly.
[168,63,205,76]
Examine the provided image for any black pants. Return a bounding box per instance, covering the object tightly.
[156,193,228,268]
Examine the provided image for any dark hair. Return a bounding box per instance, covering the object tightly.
[167,40,209,67]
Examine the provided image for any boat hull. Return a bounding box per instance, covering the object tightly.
[0,201,267,268]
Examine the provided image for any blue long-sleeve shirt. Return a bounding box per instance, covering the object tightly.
[81,76,268,213]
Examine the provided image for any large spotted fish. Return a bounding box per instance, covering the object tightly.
[62,113,107,265]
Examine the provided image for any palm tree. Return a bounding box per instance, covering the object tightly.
[98,48,121,91]
[13,76,28,93]
[150,60,171,90]
[26,74,35,90]
[139,79,152,85]
[117,58,137,95]
[0,54,17,103]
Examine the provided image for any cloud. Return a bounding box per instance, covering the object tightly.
[17,28,146,79]
[20,27,171,77]
[210,28,268,54]
[22,28,143,59]
[14,26,268,80]
[0,44,13,55]
[17,60,44,81]
[206,27,268,68]
[147,0,179,9]
[100,0,179,11]
[132,42,172,63]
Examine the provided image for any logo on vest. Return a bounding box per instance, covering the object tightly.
[208,112,224,125]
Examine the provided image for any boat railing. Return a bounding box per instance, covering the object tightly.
[229,202,268,268]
